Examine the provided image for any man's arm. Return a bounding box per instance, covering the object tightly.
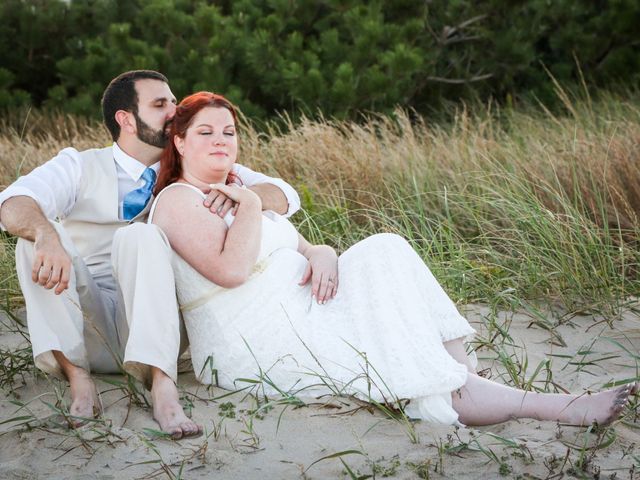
[236,164,300,216]
[1,195,53,241]
[0,147,82,294]
[0,196,71,294]
[203,164,301,218]
[246,183,288,215]
[0,147,82,230]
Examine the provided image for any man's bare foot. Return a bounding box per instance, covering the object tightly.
[67,368,102,427]
[52,350,102,427]
[564,382,637,426]
[150,369,202,440]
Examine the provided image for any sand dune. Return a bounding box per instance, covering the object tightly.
[0,305,638,479]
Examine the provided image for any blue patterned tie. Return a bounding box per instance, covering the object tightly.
[123,167,156,220]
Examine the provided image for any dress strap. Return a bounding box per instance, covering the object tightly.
[148,182,206,223]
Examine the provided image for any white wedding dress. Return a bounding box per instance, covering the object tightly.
[150,184,476,425]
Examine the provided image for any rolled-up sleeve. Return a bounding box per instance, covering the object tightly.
[233,163,301,217]
[0,147,82,230]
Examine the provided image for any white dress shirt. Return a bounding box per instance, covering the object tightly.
[0,143,300,229]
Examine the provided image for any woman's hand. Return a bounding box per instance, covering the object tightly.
[205,183,261,215]
[299,245,338,304]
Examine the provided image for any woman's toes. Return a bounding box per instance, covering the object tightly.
[613,385,630,403]
[620,392,629,403]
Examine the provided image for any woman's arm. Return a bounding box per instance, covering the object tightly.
[297,234,338,304]
[152,184,262,288]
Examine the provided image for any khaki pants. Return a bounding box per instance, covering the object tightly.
[16,222,185,387]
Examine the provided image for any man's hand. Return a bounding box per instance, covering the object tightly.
[203,182,289,217]
[0,196,72,295]
[299,245,338,304]
[203,184,266,217]
[31,231,71,295]
[203,186,237,218]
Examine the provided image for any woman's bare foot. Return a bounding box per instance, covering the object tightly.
[451,372,637,426]
[150,368,202,440]
[563,383,637,426]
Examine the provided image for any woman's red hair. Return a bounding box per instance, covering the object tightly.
[155,91,239,195]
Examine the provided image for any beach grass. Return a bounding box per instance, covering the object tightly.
[0,87,638,477]
[244,89,640,313]
[2,87,639,312]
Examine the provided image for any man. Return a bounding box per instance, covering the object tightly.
[0,70,300,439]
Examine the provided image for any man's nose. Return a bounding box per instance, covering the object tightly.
[166,103,177,119]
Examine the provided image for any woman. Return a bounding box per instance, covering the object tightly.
[150,92,635,427]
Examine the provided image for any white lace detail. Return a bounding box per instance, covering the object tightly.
[151,184,476,425]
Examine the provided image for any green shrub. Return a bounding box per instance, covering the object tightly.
[1,0,638,119]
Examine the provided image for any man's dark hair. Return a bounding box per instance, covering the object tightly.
[101,70,169,141]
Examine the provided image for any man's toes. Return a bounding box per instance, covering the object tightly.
[184,423,201,438]
[168,426,183,440]
[69,417,87,429]
[155,418,184,440]
[181,421,203,438]
[69,404,96,426]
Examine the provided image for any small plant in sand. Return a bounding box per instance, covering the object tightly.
[0,313,40,394]
[303,448,369,479]
[218,401,236,419]
[406,459,431,479]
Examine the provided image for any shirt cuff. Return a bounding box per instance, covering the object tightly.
[260,177,301,217]
[0,187,41,231]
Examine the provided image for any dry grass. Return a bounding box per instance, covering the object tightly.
[1,89,639,311]
[241,98,640,235]
[0,92,639,474]
[0,109,109,190]
[239,90,640,310]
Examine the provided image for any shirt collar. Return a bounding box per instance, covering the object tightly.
[112,142,160,181]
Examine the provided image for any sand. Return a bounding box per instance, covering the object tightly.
[0,304,638,479]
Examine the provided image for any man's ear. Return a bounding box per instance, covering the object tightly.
[115,110,136,135]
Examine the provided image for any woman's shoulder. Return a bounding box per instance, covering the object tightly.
[157,182,206,200]
[155,183,207,208]
[149,182,210,224]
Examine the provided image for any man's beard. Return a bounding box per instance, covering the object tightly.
[134,112,169,148]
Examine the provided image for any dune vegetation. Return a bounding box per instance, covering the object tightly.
[4,86,639,313]
[0,87,638,478]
